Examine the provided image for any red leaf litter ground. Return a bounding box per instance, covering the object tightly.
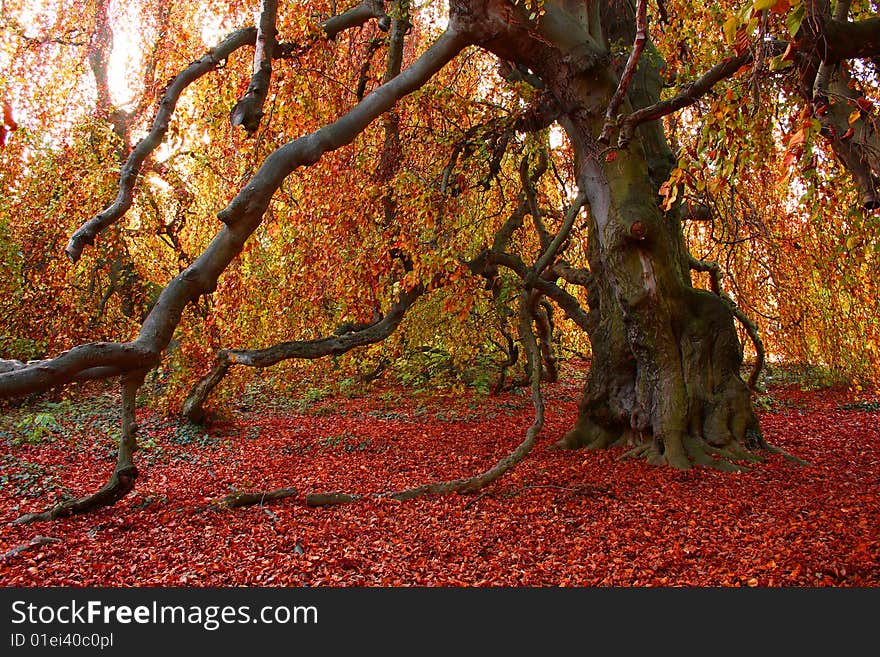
[1,364,878,586]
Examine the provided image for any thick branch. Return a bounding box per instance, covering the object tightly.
[617,52,751,148]
[67,1,394,262]
[3,29,466,400]
[813,0,852,102]
[823,17,880,62]
[182,286,424,422]
[323,0,389,40]
[230,0,279,133]
[218,29,467,225]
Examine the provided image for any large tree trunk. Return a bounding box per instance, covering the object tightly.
[461,0,764,468]
[557,115,762,468]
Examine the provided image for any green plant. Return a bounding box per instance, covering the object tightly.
[13,412,61,445]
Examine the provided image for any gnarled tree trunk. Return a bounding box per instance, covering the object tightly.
[460,0,763,468]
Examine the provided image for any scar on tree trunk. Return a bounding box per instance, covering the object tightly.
[14,372,145,524]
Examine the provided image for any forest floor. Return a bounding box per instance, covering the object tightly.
[0,362,878,586]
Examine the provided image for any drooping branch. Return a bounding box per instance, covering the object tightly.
[599,0,648,144]
[182,285,424,422]
[218,29,467,226]
[65,27,258,263]
[616,51,752,148]
[183,1,421,423]
[66,0,394,263]
[388,286,544,501]
[689,256,765,391]
[230,0,279,133]
[1,29,468,400]
[14,371,145,524]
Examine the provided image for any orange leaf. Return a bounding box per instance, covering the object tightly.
[770,0,789,14]
[787,129,806,148]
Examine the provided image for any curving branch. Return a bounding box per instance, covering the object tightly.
[1,28,468,401]
[218,29,466,225]
[823,17,880,62]
[599,0,648,144]
[230,0,279,133]
[182,285,424,422]
[388,276,544,501]
[65,27,259,263]
[66,0,393,263]
[616,51,752,149]
[323,0,390,40]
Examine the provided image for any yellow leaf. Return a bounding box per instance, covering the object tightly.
[754,0,775,10]
[848,109,861,125]
[723,16,739,44]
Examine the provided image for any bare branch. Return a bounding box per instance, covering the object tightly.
[65,27,258,263]
[219,29,467,225]
[230,0,279,133]
[599,0,648,144]
[532,191,587,276]
[823,17,880,62]
[182,285,424,422]
[2,29,467,400]
[323,0,389,40]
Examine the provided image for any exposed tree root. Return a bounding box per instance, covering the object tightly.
[305,492,362,507]
[218,487,299,508]
[1,536,62,560]
[766,443,813,467]
[14,373,144,524]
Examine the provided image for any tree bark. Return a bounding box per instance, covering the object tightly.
[459,0,765,469]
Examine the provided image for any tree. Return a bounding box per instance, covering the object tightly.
[0,0,877,521]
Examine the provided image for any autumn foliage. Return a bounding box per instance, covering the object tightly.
[0,0,879,584]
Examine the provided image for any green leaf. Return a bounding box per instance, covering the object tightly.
[786,4,805,37]
[723,15,740,44]
[769,55,792,71]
